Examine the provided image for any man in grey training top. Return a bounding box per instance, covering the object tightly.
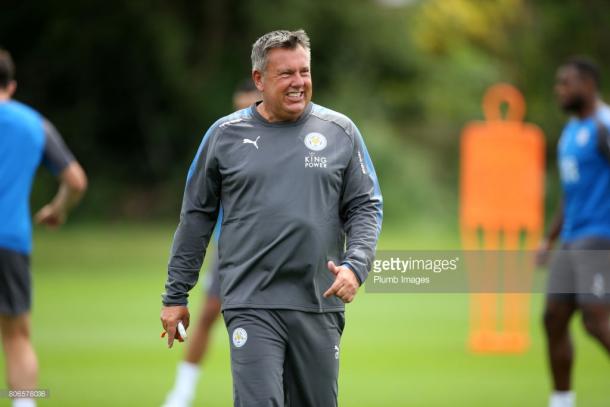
[160,29,383,406]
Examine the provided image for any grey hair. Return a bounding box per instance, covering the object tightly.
[251,29,311,73]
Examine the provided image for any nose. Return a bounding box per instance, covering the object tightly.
[291,72,305,88]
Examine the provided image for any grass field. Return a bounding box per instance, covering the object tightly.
[0,223,607,406]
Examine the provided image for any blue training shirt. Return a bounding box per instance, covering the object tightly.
[0,100,74,254]
[558,103,610,242]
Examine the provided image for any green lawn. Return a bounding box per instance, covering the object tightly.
[0,223,607,406]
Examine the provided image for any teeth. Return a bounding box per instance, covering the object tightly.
[287,92,301,96]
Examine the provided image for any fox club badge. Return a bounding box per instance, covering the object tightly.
[304,132,327,151]
[232,327,248,348]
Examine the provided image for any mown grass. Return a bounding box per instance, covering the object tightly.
[0,223,606,406]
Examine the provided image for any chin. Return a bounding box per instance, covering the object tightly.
[561,102,582,114]
[284,103,306,114]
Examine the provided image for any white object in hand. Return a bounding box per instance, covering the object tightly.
[178,321,187,340]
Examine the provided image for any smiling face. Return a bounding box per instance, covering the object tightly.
[253,45,312,122]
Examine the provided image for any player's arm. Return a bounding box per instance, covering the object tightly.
[596,118,610,160]
[34,120,87,228]
[161,125,221,347]
[544,198,564,245]
[324,123,383,303]
[536,198,563,266]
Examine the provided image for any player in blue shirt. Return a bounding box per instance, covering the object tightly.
[538,57,610,407]
[0,49,87,407]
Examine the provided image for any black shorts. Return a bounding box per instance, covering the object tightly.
[0,247,32,316]
[547,237,610,304]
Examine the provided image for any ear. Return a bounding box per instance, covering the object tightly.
[252,70,264,92]
[8,81,17,96]
[586,77,597,95]
[8,81,17,97]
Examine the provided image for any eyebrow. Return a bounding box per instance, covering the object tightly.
[277,67,310,74]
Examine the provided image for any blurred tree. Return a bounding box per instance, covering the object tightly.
[1,0,608,224]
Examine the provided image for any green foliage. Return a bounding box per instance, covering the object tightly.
[2,0,610,224]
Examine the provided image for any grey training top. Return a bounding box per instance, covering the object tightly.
[163,102,383,312]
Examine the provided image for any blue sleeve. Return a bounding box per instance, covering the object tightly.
[339,122,383,284]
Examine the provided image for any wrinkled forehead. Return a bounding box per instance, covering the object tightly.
[265,45,311,71]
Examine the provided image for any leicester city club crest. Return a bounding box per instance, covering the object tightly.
[232,327,248,348]
[304,132,327,151]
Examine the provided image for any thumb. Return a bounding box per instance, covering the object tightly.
[327,261,340,276]
[34,206,49,224]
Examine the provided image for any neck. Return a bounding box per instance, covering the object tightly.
[576,97,598,119]
[0,91,10,101]
[256,102,274,121]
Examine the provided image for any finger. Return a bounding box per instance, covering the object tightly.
[166,325,177,348]
[327,261,340,275]
[323,280,341,298]
[340,286,357,301]
[535,252,547,267]
[34,208,48,224]
[38,215,59,229]
[335,285,350,299]
[45,218,59,228]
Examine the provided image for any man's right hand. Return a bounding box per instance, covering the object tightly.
[535,239,552,267]
[35,162,87,229]
[160,305,190,348]
[34,202,68,228]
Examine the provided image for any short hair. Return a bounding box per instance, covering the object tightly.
[234,78,258,94]
[562,56,601,88]
[0,48,15,89]
[251,29,310,73]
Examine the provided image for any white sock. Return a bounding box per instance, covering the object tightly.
[164,361,201,405]
[549,391,575,407]
[12,398,36,407]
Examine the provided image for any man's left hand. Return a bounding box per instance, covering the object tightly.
[323,261,360,303]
